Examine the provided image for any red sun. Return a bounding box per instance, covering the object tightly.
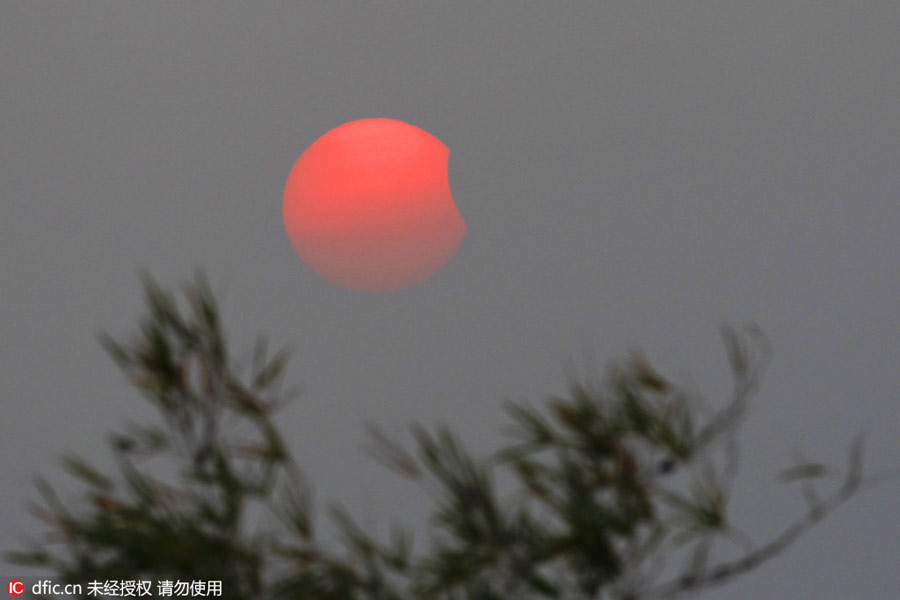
[283,118,466,293]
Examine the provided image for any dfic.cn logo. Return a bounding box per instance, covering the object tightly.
[7,579,24,596]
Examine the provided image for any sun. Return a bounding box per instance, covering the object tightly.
[283,118,466,293]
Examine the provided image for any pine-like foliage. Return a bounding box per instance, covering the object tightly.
[8,274,879,599]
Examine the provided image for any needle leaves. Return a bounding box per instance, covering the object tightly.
[8,275,886,600]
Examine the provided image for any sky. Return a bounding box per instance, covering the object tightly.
[2,2,898,598]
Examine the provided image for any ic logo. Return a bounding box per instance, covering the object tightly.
[7,579,24,596]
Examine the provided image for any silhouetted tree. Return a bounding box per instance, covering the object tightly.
[8,273,888,599]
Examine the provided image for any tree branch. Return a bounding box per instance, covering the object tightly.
[630,435,867,600]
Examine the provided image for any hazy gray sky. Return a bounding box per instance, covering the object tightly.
[2,3,898,597]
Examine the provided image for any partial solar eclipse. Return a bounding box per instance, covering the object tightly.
[283,118,466,293]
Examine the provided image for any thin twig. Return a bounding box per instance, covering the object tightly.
[632,453,866,599]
